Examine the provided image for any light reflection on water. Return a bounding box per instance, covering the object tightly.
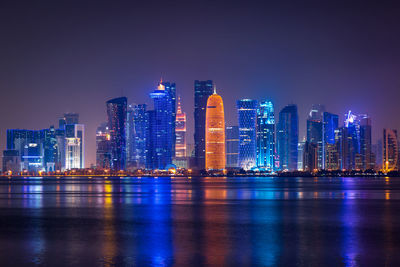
[0,176,399,266]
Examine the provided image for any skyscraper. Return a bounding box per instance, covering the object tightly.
[65,124,84,169]
[237,99,258,170]
[132,104,148,169]
[256,100,275,171]
[162,82,177,157]
[175,96,187,158]
[383,129,398,172]
[205,88,225,170]
[194,80,213,170]
[322,112,339,169]
[306,104,325,169]
[146,81,173,170]
[96,122,111,170]
[277,104,298,171]
[107,97,127,171]
[360,115,373,170]
[226,126,239,168]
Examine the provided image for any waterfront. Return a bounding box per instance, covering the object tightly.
[0,176,399,266]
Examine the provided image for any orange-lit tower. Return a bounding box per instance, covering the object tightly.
[175,96,187,157]
[205,86,226,170]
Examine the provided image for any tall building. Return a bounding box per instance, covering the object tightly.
[237,99,258,170]
[256,100,275,171]
[360,115,373,170]
[277,105,298,171]
[162,82,177,157]
[383,129,398,172]
[126,105,135,168]
[146,81,174,170]
[226,126,239,168]
[43,126,58,172]
[194,80,214,170]
[132,104,148,168]
[175,96,187,158]
[322,112,339,169]
[96,122,111,170]
[325,129,341,170]
[65,124,85,169]
[303,141,318,171]
[306,104,325,169]
[107,97,127,171]
[2,149,20,174]
[205,88,225,170]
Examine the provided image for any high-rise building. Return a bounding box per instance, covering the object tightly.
[107,97,127,171]
[65,124,85,169]
[306,105,325,169]
[226,126,239,168]
[277,105,298,171]
[256,100,275,171]
[194,80,214,170]
[360,115,373,170]
[132,104,148,169]
[237,99,258,170]
[146,82,174,170]
[162,82,177,157]
[2,149,20,174]
[63,113,79,125]
[325,129,341,170]
[322,112,339,169]
[205,88,225,170]
[96,122,111,170]
[43,126,58,172]
[383,129,398,172]
[175,96,187,158]
[303,141,318,171]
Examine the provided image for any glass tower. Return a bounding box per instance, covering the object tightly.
[277,104,298,171]
[194,80,214,170]
[237,99,258,170]
[256,100,275,171]
[306,104,325,170]
[107,97,127,171]
[226,126,239,168]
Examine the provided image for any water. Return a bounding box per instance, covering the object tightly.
[0,176,399,266]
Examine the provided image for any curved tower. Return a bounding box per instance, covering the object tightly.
[205,87,225,170]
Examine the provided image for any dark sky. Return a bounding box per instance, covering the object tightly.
[1,0,400,166]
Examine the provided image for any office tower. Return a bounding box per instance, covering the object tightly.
[226,126,239,168]
[132,104,148,169]
[194,80,214,169]
[126,105,135,168]
[297,140,305,170]
[277,104,298,171]
[205,88,225,170]
[146,82,173,169]
[383,129,398,172]
[107,97,127,171]
[303,141,318,171]
[2,149,20,174]
[64,113,79,125]
[256,100,275,171]
[65,124,85,169]
[6,129,44,172]
[237,99,258,170]
[43,126,58,172]
[175,96,187,158]
[162,82,177,157]
[96,122,111,170]
[325,129,341,170]
[322,112,339,169]
[373,139,383,170]
[341,111,360,170]
[306,105,325,169]
[360,115,373,170]
[55,128,66,171]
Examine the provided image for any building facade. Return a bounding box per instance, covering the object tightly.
[256,100,275,171]
[383,129,398,172]
[277,104,298,171]
[226,126,239,168]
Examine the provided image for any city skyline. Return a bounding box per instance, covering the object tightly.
[1,1,400,166]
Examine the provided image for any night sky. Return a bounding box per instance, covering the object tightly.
[1,0,400,166]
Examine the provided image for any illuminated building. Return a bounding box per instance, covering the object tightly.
[194,80,214,170]
[107,97,127,171]
[43,126,58,172]
[360,115,373,170]
[306,104,325,169]
[65,124,85,169]
[175,96,187,158]
[383,129,398,172]
[256,100,275,171]
[205,87,225,170]
[96,122,111,170]
[277,104,298,171]
[131,104,148,169]
[322,112,339,169]
[2,150,20,174]
[303,141,318,171]
[162,82,177,157]
[325,129,341,170]
[237,99,257,170]
[225,126,239,168]
[146,81,174,170]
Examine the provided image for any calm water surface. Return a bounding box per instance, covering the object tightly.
[0,176,399,266]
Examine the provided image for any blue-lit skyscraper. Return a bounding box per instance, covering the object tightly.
[237,99,258,170]
[162,82,176,157]
[107,97,127,171]
[256,100,275,171]
[306,104,325,169]
[322,112,339,169]
[146,82,174,170]
[132,104,148,169]
[277,104,298,171]
[194,80,213,170]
